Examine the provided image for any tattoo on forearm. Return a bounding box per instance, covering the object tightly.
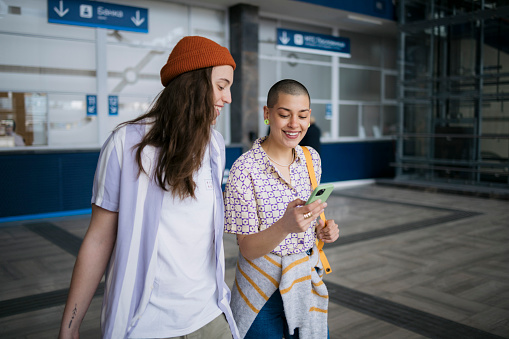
[68,304,78,328]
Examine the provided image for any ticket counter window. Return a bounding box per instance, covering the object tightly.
[0,92,48,147]
[0,119,24,146]
[0,120,13,147]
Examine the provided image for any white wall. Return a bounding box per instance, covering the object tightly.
[0,0,230,147]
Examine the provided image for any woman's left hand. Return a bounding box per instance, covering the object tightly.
[316,219,339,243]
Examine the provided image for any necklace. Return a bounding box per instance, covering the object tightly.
[266,149,295,167]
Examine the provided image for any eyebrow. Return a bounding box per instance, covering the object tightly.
[277,107,310,112]
[218,78,231,84]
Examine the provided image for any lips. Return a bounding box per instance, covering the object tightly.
[284,131,300,139]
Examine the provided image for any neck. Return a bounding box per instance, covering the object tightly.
[262,136,294,165]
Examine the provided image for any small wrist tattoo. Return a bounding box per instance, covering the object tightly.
[68,304,78,328]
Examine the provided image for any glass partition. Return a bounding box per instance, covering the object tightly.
[397,0,509,188]
[0,92,47,147]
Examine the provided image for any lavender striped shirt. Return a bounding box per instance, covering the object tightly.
[92,122,239,338]
[224,137,322,256]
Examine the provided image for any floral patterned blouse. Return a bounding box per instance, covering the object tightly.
[224,137,322,256]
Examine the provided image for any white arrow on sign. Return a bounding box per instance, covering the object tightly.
[131,10,145,26]
[279,31,290,45]
[54,0,69,17]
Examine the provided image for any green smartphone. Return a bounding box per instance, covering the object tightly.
[305,183,334,205]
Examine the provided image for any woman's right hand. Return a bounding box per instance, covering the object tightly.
[236,198,327,260]
[58,205,118,339]
[278,198,327,234]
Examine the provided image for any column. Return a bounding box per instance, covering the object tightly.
[229,4,259,150]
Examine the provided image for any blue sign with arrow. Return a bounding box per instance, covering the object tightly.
[86,95,97,116]
[277,28,350,58]
[48,0,148,33]
[108,95,118,116]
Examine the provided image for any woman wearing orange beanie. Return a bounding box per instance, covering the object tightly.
[59,36,239,339]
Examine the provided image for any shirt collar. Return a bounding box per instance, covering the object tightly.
[253,136,305,168]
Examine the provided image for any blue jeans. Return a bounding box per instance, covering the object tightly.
[244,290,330,339]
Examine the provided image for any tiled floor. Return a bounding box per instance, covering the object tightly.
[1,183,508,338]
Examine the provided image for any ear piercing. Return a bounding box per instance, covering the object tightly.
[264,119,270,125]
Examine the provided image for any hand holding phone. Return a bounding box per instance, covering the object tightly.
[306,183,334,205]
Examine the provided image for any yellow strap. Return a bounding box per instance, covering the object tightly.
[301,147,332,274]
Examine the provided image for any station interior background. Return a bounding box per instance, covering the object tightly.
[0,0,508,338]
[1,0,508,223]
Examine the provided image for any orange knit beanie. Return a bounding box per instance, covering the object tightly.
[160,36,236,87]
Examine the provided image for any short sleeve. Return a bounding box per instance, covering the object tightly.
[224,160,260,235]
[91,131,123,212]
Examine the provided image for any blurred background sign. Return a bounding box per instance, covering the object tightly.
[47,0,148,33]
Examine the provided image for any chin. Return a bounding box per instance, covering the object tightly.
[284,140,300,149]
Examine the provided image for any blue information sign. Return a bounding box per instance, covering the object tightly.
[277,28,350,57]
[48,0,148,33]
[292,0,394,21]
[86,95,97,116]
[325,104,332,120]
[108,95,118,116]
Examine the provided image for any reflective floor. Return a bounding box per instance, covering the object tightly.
[1,184,508,338]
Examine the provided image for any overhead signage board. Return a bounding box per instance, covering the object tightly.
[48,0,148,33]
[292,0,394,21]
[277,28,351,58]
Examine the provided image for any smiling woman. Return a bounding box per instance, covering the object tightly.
[261,80,311,183]
[58,36,240,339]
[224,79,340,339]
[211,65,234,125]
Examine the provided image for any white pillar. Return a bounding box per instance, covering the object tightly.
[95,27,108,145]
[331,28,340,139]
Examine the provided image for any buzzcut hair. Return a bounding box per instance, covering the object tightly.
[266,79,310,108]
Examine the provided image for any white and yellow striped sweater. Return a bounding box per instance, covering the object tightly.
[231,244,329,338]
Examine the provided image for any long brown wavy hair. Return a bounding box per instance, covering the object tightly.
[121,67,215,199]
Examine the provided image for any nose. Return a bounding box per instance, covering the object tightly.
[288,115,298,128]
[222,89,232,104]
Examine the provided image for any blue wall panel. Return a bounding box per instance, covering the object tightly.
[225,146,243,169]
[0,140,394,220]
[0,152,98,218]
[320,140,395,182]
